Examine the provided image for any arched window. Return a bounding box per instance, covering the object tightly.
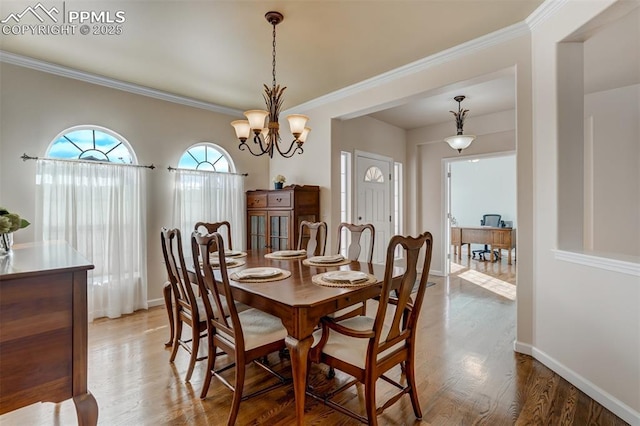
[47,125,137,164]
[364,166,385,183]
[178,143,235,172]
[37,125,147,321]
[173,142,243,250]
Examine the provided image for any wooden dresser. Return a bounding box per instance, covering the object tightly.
[246,185,320,251]
[0,241,97,425]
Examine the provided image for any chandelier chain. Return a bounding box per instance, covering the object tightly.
[272,22,277,89]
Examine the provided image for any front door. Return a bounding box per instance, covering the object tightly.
[355,152,392,264]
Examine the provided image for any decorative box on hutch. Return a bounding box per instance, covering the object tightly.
[246,185,320,251]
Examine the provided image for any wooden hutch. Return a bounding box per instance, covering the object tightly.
[246,185,320,251]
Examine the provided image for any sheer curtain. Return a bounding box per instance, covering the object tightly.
[172,169,245,250]
[36,159,148,321]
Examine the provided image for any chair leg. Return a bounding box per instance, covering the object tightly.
[228,362,245,426]
[405,356,423,419]
[185,325,199,382]
[200,334,217,399]
[364,375,378,426]
[169,316,182,362]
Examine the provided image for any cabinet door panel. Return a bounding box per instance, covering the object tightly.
[268,211,292,250]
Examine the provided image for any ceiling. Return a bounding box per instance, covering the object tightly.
[0,0,544,129]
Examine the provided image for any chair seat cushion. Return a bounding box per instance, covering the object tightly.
[312,316,404,369]
[218,308,287,350]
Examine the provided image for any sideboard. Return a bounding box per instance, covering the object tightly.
[0,241,97,425]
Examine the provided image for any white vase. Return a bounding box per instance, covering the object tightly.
[0,233,13,257]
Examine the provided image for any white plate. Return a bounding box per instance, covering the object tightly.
[213,250,244,257]
[323,271,368,283]
[272,250,307,257]
[208,256,235,266]
[308,254,345,263]
[236,267,281,279]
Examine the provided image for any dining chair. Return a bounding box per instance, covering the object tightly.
[308,231,434,425]
[297,220,327,257]
[194,221,233,250]
[160,227,208,382]
[191,231,290,425]
[336,222,375,263]
[331,222,376,322]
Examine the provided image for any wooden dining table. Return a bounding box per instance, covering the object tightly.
[165,249,403,425]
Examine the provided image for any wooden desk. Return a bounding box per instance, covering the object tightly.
[179,250,401,426]
[0,242,97,425]
[451,226,516,264]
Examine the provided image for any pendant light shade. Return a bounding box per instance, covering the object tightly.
[445,95,476,153]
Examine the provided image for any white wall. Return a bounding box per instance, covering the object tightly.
[530,1,639,422]
[450,154,517,233]
[0,63,270,306]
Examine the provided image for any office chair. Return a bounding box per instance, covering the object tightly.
[472,214,502,261]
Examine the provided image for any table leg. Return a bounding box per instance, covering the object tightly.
[490,245,495,262]
[163,282,174,347]
[73,391,98,426]
[285,334,313,426]
[508,249,512,265]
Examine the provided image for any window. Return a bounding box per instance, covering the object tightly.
[364,166,384,183]
[37,125,147,321]
[177,143,233,172]
[172,143,244,250]
[394,161,403,259]
[339,151,352,257]
[48,126,136,164]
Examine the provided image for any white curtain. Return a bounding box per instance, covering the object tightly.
[172,169,245,251]
[35,159,148,321]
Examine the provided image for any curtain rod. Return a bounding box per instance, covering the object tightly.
[167,166,248,177]
[21,153,156,170]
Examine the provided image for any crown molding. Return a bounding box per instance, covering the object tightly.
[526,0,569,30]
[293,21,531,113]
[0,50,243,117]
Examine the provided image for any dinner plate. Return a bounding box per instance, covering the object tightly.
[272,249,307,257]
[236,267,281,279]
[323,270,368,283]
[308,254,345,263]
[212,250,244,257]
[208,257,235,266]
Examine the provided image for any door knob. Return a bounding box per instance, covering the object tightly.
[358,216,362,220]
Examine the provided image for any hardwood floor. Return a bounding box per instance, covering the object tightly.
[1,253,628,425]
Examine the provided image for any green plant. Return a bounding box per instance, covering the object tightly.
[0,207,30,234]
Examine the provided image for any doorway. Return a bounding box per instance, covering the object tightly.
[444,152,517,284]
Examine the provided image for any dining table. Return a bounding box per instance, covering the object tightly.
[165,248,404,425]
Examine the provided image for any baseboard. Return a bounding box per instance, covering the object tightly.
[513,340,533,356]
[528,346,640,425]
[147,298,165,308]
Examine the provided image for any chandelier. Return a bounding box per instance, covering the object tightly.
[444,95,476,153]
[231,11,310,158]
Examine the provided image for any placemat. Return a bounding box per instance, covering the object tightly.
[303,258,352,267]
[312,272,377,288]
[230,268,291,283]
[265,251,307,260]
